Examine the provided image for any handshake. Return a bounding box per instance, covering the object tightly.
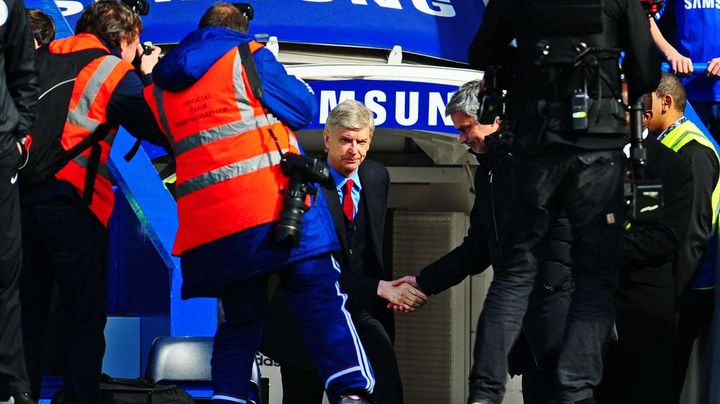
[377,276,428,313]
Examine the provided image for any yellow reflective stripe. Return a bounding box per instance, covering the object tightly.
[67,56,124,132]
[175,148,289,199]
[662,120,720,226]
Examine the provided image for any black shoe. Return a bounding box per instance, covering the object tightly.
[334,394,374,404]
[467,400,496,404]
[12,393,37,404]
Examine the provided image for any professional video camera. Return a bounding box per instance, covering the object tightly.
[624,98,664,224]
[275,153,331,247]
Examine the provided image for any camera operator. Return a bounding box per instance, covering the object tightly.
[144,4,375,404]
[18,1,166,402]
[465,1,660,403]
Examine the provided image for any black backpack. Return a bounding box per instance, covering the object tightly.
[22,45,114,200]
[51,374,195,404]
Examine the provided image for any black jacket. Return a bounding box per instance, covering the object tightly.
[468,0,660,152]
[0,0,38,142]
[674,140,719,302]
[416,133,572,295]
[415,133,573,372]
[618,136,693,340]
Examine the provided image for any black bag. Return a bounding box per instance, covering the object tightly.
[22,46,113,191]
[51,374,195,404]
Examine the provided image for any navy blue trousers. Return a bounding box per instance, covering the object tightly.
[20,190,108,403]
[211,254,374,403]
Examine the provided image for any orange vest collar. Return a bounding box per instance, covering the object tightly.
[50,33,111,55]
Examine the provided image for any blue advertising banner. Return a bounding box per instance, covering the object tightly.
[52,0,484,63]
[307,79,458,133]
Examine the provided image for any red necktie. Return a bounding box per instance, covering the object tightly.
[342,179,355,222]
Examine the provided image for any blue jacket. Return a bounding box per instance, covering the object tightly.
[153,27,338,298]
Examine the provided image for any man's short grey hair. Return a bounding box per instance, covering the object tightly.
[445,80,483,118]
[325,100,375,137]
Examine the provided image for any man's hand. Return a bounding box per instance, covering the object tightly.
[377,279,427,313]
[391,275,419,288]
[666,50,693,75]
[707,57,720,78]
[137,43,161,76]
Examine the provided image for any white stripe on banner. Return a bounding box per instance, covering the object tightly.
[325,256,375,392]
[212,394,247,403]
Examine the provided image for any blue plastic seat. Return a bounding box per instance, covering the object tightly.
[145,336,262,403]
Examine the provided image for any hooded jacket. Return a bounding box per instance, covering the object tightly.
[148,27,338,297]
[0,0,38,143]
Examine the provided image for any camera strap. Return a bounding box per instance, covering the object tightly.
[237,42,286,159]
[238,42,263,101]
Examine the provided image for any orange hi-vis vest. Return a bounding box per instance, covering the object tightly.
[144,42,301,255]
[50,34,134,226]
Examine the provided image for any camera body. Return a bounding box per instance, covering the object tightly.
[624,178,664,224]
[275,153,330,246]
[120,0,149,15]
[478,66,507,125]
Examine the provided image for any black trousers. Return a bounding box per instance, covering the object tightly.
[0,136,31,398]
[674,288,715,401]
[20,191,108,403]
[277,311,403,404]
[469,150,624,404]
[597,336,677,404]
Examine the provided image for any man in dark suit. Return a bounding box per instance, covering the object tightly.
[261,100,426,404]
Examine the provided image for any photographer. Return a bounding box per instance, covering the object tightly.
[18,1,166,402]
[465,1,660,403]
[144,4,375,404]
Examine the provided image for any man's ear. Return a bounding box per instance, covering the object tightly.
[322,130,330,153]
[662,94,673,113]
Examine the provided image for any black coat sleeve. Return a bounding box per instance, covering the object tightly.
[617,0,661,100]
[467,0,518,70]
[623,140,693,266]
[107,72,170,150]
[0,0,39,137]
[416,172,492,296]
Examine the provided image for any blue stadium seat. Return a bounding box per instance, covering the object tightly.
[145,336,263,403]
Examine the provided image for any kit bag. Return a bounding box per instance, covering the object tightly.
[51,374,195,404]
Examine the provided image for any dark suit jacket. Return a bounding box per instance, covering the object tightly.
[260,158,392,367]
[323,159,391,317]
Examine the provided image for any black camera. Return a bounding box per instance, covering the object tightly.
[232,3,254,21]
[625,98,664,224]
[275,153,330,247]
[120,0,149,15]
[478,67,507,125]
